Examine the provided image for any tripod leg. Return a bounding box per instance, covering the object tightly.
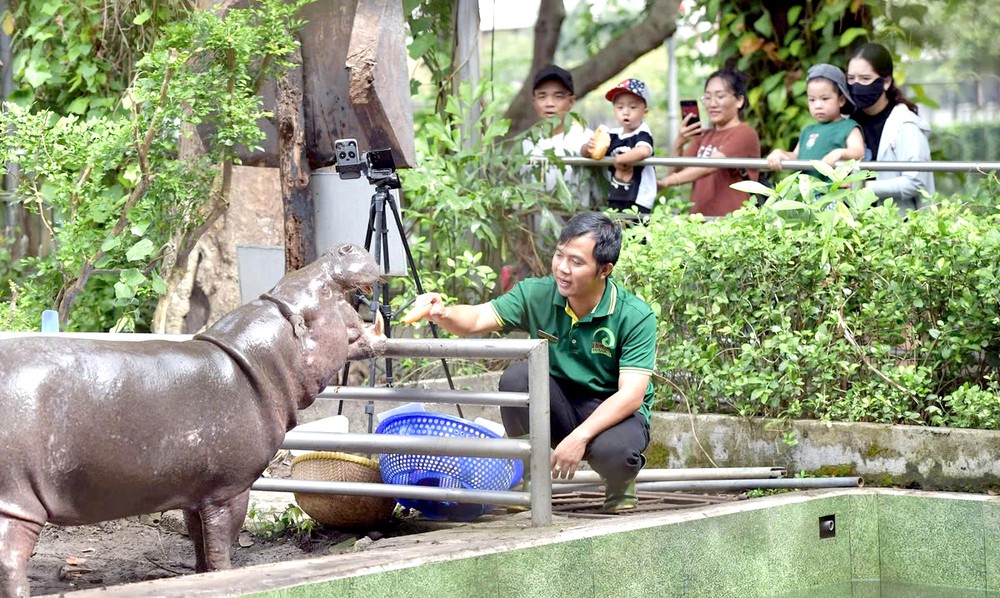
[385,194,461,416]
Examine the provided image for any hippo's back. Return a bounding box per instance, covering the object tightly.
[0,336,280,525]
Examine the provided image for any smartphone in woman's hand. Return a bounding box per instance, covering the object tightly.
[680,100,700,125]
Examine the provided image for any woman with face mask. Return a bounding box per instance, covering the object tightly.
[847,43,934,211]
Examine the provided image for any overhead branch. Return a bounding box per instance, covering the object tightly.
[505,0,682,136]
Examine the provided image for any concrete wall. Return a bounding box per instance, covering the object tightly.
[650,413,1000,491]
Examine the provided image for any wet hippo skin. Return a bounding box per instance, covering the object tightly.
[0,243,387,598]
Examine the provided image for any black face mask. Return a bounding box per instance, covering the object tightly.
[849,77,886,110]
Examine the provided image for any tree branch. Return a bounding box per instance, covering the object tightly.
[505,0,681,136]
[56,61,175,326]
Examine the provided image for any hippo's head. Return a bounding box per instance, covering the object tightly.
[264,243,387,400]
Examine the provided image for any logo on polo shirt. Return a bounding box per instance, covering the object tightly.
[591,327,615,357]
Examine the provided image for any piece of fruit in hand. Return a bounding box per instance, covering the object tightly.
[400,300,433,324]
[591,124,611,160]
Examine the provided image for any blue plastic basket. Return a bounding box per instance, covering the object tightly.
[375,411,523,520]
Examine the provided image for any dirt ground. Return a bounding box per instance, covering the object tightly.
[27,452,436,596]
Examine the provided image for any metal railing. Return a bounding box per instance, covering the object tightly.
[0,333,554,526]
[564,155,1000,174]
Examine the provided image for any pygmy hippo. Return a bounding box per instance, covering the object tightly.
[0,243,387,597]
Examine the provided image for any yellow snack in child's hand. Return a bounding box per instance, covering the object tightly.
[591,125,611,160]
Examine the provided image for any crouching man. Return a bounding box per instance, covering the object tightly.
[413,212,657,511]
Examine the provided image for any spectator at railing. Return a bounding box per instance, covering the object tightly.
[522,64,594,205]
[847,43,935,211]
[657,68,761,217]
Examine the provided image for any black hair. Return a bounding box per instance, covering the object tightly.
[705,68,750,117]
[849,43,919,114]
[558,212,622,267]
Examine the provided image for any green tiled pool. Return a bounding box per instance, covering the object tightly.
[71,489,1000,597]
[251,489,1000,597]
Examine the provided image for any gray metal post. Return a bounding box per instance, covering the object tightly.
[527,340,551,526]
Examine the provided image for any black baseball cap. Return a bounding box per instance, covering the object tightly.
[533,64,574,94]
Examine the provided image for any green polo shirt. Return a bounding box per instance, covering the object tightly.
[489,275,657,422]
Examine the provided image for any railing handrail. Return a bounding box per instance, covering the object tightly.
[562,155,1000,173]
[0,333,554,526]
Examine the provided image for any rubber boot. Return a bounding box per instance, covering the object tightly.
[601,453,644,513]
[601,477,638,513]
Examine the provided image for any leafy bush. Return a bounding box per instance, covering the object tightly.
[397,81,599,309]
[0,0,307,331]
[616,165,1000,428]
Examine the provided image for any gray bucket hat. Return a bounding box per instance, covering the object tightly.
[807,63,855,114]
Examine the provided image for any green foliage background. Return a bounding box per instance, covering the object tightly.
[0,0,307,331]
[615,167,1000,429]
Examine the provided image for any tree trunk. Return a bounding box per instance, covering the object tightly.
[300,0,415,170]
[277,44,315,271]
[505,0,682,136]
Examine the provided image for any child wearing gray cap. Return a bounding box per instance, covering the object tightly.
[767,64,864,176]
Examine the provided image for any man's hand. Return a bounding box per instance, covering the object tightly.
[550,429,590,480]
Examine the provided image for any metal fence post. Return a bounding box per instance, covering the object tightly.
[527,340,551,526]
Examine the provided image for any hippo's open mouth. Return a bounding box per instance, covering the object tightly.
[345,285,386,340]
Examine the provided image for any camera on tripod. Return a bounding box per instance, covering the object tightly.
[334,138,398,186]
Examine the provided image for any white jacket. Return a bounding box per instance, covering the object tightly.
[867,103,935,211]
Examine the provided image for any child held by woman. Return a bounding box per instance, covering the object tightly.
[767,63,864,176]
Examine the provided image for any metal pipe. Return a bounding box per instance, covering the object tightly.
[562,156,1000,173]
[282,431,529,460]
[552,467,786,485]
[0,334,546,361]
[252,478,529,507]
[384,338,546,360]
[316,385,528,408]
[527,341,552,526]
[633,477,863,493]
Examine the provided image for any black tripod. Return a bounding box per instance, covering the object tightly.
[339,171,459,433]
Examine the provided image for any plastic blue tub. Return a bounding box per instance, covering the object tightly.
[375,411,523,520]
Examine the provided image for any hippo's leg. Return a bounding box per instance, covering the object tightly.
[183,490,251,572]
[0,515,43,598]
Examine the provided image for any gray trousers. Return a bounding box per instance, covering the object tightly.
[498,360,649,486]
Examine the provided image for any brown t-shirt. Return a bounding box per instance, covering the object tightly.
[682,122,761,216]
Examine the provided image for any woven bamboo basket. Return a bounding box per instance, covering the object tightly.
[290,451,396,528]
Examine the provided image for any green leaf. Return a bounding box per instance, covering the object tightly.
[839,27,868,48]
[787,6,802,26]
[121,268,147,287]
[23,62,52,87]
[132,9,152,25]
[731,180,775,198]
[114,281,136,300]
[66,97,90,115]
[100,236,122,252]
[769,199,810,211]
[125,238,155,262]
[151,271,167,294]
[752,13,773,37]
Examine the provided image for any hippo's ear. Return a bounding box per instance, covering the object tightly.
[288,313,308,338]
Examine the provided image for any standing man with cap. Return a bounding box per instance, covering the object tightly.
[523,64,594,202]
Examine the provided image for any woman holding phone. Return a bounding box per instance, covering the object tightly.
[658,68,761,217]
